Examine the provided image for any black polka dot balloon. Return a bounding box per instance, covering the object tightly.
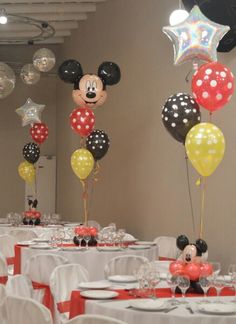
[162,93,201,143]
[23,142,40,164]
[86,130,110,161]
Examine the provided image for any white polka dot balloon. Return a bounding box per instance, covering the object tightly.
[86,129,110,161]
[22,142,40,164]
[162,93,201,143]
[192,61,234,112]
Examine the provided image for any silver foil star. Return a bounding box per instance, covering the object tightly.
[163,5,230,65]
[16,98,45,127]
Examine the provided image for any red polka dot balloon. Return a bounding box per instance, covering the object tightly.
[30,123,49,144]
[69,107,95,137]
[192,62,234,112]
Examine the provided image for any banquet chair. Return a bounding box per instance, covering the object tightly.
[6,274,33,298]
[9,229,38,241]
[153,236,179,259]
[6,295,53,324]
[66,314,128,324]
[0,234,17,275]
[104,255,149,278]
[50,263,89,323]
[24,253,69,315]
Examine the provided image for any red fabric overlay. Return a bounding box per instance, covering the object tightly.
[57,301,71,313]
[14,245,22,274]
[0,276,8,285]
[6,257,15,266]
[32,281,54,318]
[159,257,176,261]
[69,287,235,319]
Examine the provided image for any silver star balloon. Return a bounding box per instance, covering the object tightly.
[163,5,230,65]
[16,98,45,127]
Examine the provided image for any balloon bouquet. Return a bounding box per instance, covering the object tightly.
[162,6,234,291]
[58,59,121,232]
[16,98,49,225]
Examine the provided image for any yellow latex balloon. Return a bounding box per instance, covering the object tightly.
[71,148,94,180]
[185,123,225,177]
[18,161,35,184]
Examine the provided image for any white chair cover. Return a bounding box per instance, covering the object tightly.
[0,252,8,277]
[153,236,178,259]
[66,314,128,324]
[8,229,38,241]
[6,274,33,298]
[104,255,149,278]
[0,284,7,324]
[0,234,17,275]
[24,253,69,303]
[6,296,53,324]
[152,260,171,273]
[50,263,89,322]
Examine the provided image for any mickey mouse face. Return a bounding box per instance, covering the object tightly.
[182,244,197,263]
[58,60,121,109]
[72,74,107,108]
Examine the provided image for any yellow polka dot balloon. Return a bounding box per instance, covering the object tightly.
[185,123,225,177]
[71,148,94,180]
[18,161,35,184]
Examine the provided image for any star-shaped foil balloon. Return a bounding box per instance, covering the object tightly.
[162,5,230,65]
[16,98,45,127]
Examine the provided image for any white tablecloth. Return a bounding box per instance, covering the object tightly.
[0,225,54,238]
[20,246,158,280]
[86,296,236,324]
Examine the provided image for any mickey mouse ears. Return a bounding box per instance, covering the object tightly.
[98,62,121,85]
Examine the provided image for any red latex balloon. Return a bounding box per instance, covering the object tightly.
[192,62,234,112]
[169,261,185,275]
[185,263,201,281]
[30,123,49,144]
[200,263,213,276]
[69,107,95,137]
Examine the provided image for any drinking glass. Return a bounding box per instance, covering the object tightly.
[147,269,160,298]
[166,273,178,300]
[199,275,211,298]
[177,275,190,302]
[117,229,126,248]
[228,264,236,277]
[213,276,225,297]
[211,262,221,278]
[83,230,91,249]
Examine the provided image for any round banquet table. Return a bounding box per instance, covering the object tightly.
[0,224,59,238]
[19,245,158,280]
[85,296,236,324]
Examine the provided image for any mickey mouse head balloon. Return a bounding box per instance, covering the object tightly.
[58,59,121,109]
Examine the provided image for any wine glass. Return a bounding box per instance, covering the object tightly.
[199,275,211,299]
[83,232,91,250]
[147,269,160,298]
[211,262,221,278]
[166,273,178,300]
[177,275,190,303]
[228,264,236,277]
[213,276,225,297]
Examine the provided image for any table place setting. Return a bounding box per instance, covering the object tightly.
[128,245,151,250]
[96,246,123,252]
[80,290,119,300]
[127,298,177,312]
[108,275,138,284]
[79,281,111,290]
[135,241,157,246]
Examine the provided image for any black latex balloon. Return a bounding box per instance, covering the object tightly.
[162,93,201,144]
[98,62,121,85]
[58,59,83,84]
[86,130,110,161]
[23,142,40,164]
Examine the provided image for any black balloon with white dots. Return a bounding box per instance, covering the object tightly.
[162,93,201,144]
[23,142,40,164]
[86,130,110,161]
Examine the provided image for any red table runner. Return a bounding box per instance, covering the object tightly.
[69,287,235,319]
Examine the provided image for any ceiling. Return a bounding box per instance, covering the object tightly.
[0,0,106,45]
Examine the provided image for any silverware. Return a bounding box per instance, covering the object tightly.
[185,305,194,314]
[164,306,178,313]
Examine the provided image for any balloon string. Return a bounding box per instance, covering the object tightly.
[209,112,212,123]
[80,179,88,226]
[80,137,86,148]
[87,161,100,220]
[199,176,206,239]
[34,163,38,200]
[184,151,196,238]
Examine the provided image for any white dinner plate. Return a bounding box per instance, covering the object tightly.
[196,302,236,315]
[64,223,81,227]
[97,246,122,252]
[33,238,50,243]
[128,244,150,250]
[135,241,156,246]
[129,299,169,311]
[17,241,34,246]
[80,290,118,299]
[108,275,137,283]
[60,246,85,251]
[79,281,111,290]
[30,244,54,250]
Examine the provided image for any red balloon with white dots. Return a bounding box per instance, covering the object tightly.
[30,123,49,145]
[69,107,95,137]
[191,62,234,112]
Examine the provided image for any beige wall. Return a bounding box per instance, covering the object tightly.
[56,0,236,268]
[0,45,58,215]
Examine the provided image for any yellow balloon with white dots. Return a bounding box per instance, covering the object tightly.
[71,148,94,180]
[185,123,225,177]
[18,161,35,184]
